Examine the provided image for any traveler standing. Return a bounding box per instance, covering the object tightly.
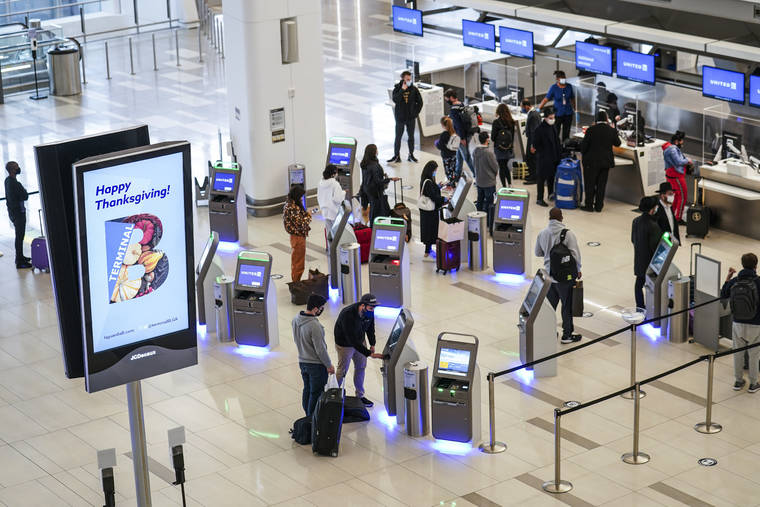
[334,293,385,406]
[522,99,541,184]
[283,186,311,282]
[492,103,516,188]
[388,71,423,163]
[654,182,680,244]
[436,117,459,185]
[418,161,447,259]
[472,132,499,231]
[4,161,31,269]
[580,110,621,212]
[631,196,662,309]
[538,70,575,141]
[292,294,334,416]
[444,89,476,178]
[721,254,760,393]
[317,164,346,238]
[531,108,561,207]
[663,132,692,223]
[360,144,397,226]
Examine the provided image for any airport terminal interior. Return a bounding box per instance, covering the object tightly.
[3,0,760,505]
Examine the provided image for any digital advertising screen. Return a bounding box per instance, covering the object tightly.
[213,172,236,193]
[702,66,745,104]
[237,264,265,288]
[498,26,533,59]
[74,141,196,392]
[497,199,524,221]
[462,20,495,52]
[616,49,655,85]
[575,41,612,76]
[438,347,471,376]
[373,229,401,252]
[748,75,760,108]
[329,146,353,166]
[392,5,422,37]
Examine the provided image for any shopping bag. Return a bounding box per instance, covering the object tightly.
[572,280,584,317]
[325,374,340,391]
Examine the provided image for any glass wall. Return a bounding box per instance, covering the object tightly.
[0,0,103,24]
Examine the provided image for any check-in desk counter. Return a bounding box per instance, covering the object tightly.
[699,161,760,240]
[471,102,528,161]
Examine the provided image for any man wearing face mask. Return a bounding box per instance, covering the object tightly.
[293,294,334,416]
[388,71,423,163]
[444,88,477,178]
[4,161,31,269]
[654,182,680,244]
[663,132,692,223]
[334,293,384,407]
[631,196,662,309]
[538,70,575,141]
[522,99,541,184]
[531,108,561,207]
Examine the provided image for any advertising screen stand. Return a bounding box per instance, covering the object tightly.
[127,381,151,507]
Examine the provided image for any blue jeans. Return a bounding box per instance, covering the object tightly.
[476,185,495,231]
[456,141,475,178]
[300,362,328,416]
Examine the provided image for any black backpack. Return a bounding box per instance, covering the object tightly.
[730,275,759,321]
[461,105,480,137]
[493,123,514,152]
[290,416,312,445]
[549,230,578,282]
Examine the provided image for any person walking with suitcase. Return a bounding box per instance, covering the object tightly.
[721,253,760,393]
[631,196,662,309]
[535,207,583,344]
[4,161,31,269]
[492,103,516,188]
[472,132,499,231]
[418,161,447,260]
[388,71,423,163]
[334,294,384,407]
[662,132,692,223]
[293,294,334,416]
[580,110,621,212]
[531,108,561,207]
[283,186,311,282]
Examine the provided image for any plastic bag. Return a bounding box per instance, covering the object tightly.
[325,373,340,391]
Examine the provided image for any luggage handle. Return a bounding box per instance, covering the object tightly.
[393,177,405,204]
[689,242,702,276]
[38,209,44,236]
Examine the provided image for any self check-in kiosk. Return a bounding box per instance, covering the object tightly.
[443,175,475,220]
[195,231,223,327]
[232,251,279,348]
[644,232,681,328]
[381,308,418,424]
[287,163,307,209]
[209,161,248,244]
[328,200,357,290]
[431,333,481,446]
[493,188,529,274]
[327,136,358,198]
[518,269,557,377]
[369,217,411,308]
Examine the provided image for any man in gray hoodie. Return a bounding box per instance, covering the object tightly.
[535,207,583,344]
[472,131,500,230]
[292,294,334,416]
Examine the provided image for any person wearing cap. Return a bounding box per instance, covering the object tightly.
[654,181,680,244]
[631,196,662,309]
[292,294,334,417]
[580,110,621,212]
[334,293,384,406]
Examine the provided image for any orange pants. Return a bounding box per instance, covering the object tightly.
[290,235,306,282]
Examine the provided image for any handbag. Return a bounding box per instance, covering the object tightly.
[572,280,584,317]
[418,179,436,211]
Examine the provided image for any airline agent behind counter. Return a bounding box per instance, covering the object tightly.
[538,70,576,142]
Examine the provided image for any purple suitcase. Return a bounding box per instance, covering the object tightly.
[32,209,49,272]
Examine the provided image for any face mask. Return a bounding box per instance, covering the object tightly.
[315,307,324,316]
[666,195,674,204]
[405,79,412,87]
[546,118,556,125]
[559,78,567,85]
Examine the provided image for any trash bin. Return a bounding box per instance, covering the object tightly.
[667,277,690,343]
[47,43,81,96]
[339,242,361,305]
[214,275,235,342]
[467,211,488,271]
[404,361,429,437]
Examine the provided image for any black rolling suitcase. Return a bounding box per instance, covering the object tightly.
[312,388,344,457]
[390,178,412,242]
[686,178,710,238]
[435,238,461,274]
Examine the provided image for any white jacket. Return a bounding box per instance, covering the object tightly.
[317,177,346,221]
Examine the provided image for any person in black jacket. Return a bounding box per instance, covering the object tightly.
[580,111,622,212]
[631,196,662,309]
[360,144,398,226]
[654,182,680,244]
[418,161,447,260]
[531,108,561,207]
[334,294,384,406]
[493,103,516,188]
[4,161,31,269]
[436,117,459,184]
[388,71,423,163]
[522,99,541,184]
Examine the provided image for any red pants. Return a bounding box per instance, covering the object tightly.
[666,170,687,221]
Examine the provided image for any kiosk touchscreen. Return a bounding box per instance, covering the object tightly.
[368,217,411,308]
[431,333,481,446]
[493,188,530,274]
[195,231,223,327]
[444,175,476,220]
[327,137,358,198]
[232,251,279,348]
[328,200,357,290]
[209,161,248,244]
[644,232,680,328]
[381,308,418,424]
[288,163,307,209]
[518,269,557,377]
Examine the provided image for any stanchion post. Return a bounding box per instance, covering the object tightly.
[621,324,646,399]
[80,43,87,85]
[128,37,135,75]
[479,373,506,454]
[622,383,650,464]
[151,33,158,71]
[695,354,722,434]
[542,409,573,494]
[198,25,203,63]
[104,41,110,79]
[175,29,181,67]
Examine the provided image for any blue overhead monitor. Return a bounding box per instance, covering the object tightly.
[498,26,533,59]
[462,20,495,52]
[392,5,423,37]
[575,41,612,76]
[616,49,655,85]
[702,66,745,104]
[750,75,760,108]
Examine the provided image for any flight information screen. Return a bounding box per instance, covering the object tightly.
[702,66,745,104]
[462,20,495,52]
[575,41,612,76]
[616,49,655,85]
[392,5,422,37]
[438,348,471,376]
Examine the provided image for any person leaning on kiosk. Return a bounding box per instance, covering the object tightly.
[631,196,662,309]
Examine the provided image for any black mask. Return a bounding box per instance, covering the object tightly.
[316,307,324,316]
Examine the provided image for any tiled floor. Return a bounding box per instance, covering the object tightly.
[1,1,760,506]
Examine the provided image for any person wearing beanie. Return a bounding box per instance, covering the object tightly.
[292,293,333,416]
[631,196,662,308]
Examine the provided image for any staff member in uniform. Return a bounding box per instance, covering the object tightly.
[580,110,621,212]
[531,108,561,207]
[654,182,680,244]
[631,196,662,309]
[388,71,423,163]
[538,70,575,141]
[4,161,31,269]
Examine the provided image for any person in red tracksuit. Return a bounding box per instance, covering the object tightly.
[662,133,693,223]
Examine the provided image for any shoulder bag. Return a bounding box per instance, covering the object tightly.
[418,179,436,211]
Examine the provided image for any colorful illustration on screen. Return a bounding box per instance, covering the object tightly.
[105,213,169,303]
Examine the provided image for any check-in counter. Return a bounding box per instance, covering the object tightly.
[699,162,760,240]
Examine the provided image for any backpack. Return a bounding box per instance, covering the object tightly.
[493,123,514,152]
[549,230,578,282]
[730,275,759,321]
[461,105,480,137]
[446,132,461,151]
[290,415,312,445]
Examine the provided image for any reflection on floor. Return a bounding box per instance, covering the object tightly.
[0,1,759,506]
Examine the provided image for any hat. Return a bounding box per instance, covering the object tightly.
[656,182,673,194]
[638,196,658,213]
[359,293,378,306]
[306,293,327,311]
